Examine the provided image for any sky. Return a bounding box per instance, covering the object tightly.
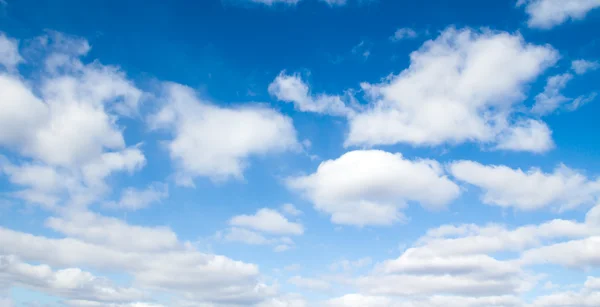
[1,0,600,306]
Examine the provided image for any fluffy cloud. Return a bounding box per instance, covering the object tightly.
[150,82,299,185]
[268,72,353,116]
[518,0,600,29]
[0,32,145,208]
[495,119,554,152]
[326,203,600,306]
[0,210,278,305]
[449,161,600,211]
[287,150,460,226]
[0,255,146,303]
[390,28,418,41]
[346,28,558,150]
[219,208,303,252]
[229,208,304,235]
[572,59,600,74]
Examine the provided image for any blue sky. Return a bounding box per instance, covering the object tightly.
[1,0,600,306]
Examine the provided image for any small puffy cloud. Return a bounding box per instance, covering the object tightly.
[288,276,331,292]
[572,59,600,74]
[390,27,418,41]
[450,161,600,211]
[0,255,146,303]
[268,72,353,116]
[150,83,299,185]
[287,150,460,226]
[518,0,600,29]
[104,183,168,211]
[495,119,554,152]
[230,208,304,235]
[346,27,558,151]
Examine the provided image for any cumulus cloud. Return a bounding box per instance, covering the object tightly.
[346,27,558,150]
[531,277,600,306]
[572,59,600,74]
[495,119,554,152]
[217,208,303,252]
[0,210,278,306]
[0,32,145,208]
[0,255,146,303]
[518,0,600,29]
[150,82,299,185]
[268,72,353,116]
[449,161,600,211]
[287,150,460,226]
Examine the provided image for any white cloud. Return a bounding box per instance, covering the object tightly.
[572,59,600,74]
[287,150,460,226]
[230,208,304,235]
[390,28,418,41]
[495,119,554,152]
[449,161,600,211]
[532,73,573,115]
[520,236,600,268]
[519,0,600,29]
[531,277,600,306]
[45,210,180,252]
[0,37,141,167]
[150,82,299,184]
[346,27,558,151]
[0,32,22,70]
[0,255,146,303]
[0,32,145,208]
[104,183,168,211]
[0,210,278,305]
[288,276,331,291]
[268,72,353,116]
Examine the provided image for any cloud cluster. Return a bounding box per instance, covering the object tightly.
[518,0,600,29]
[271,27,560,153]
